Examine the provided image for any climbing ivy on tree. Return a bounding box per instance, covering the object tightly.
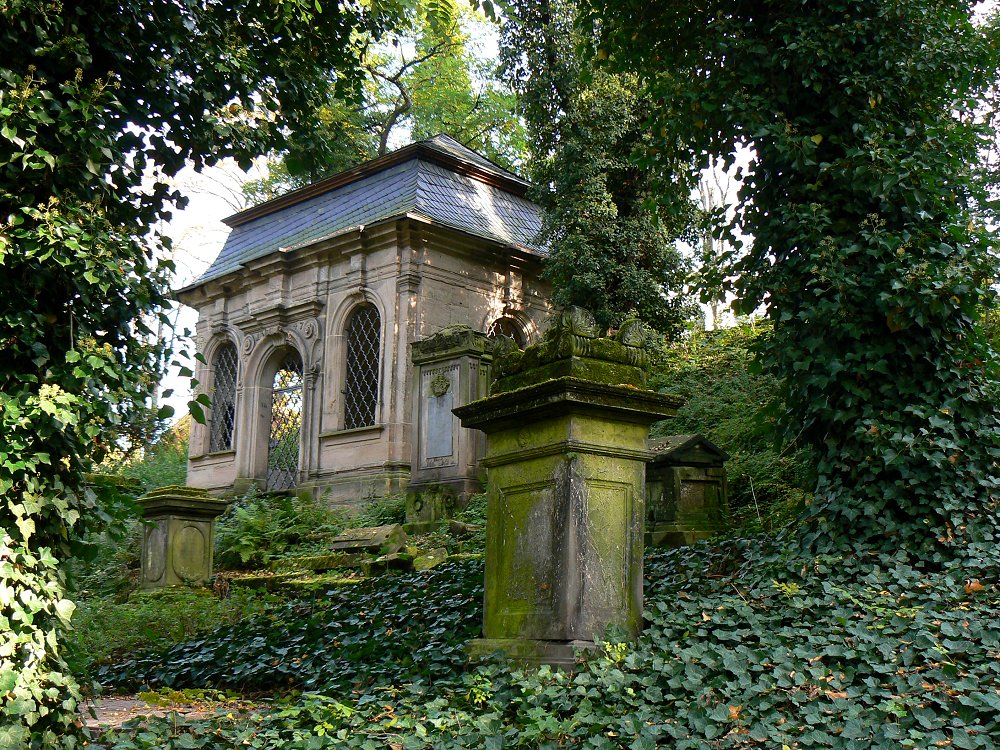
[501,0,698,334]
[587,0,1000,554]
[0,1,400,745]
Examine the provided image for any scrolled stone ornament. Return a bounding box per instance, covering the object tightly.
[616,319,648,348]
[560,306,598,338]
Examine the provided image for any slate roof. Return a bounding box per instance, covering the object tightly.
[186,135,544,289]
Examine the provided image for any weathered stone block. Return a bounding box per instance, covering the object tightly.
[139,486,227,589]
[456,308,681,665]
[412,547,449,571]
[365,552,414,574]
[329,524,407,555]
[645,435,729,547]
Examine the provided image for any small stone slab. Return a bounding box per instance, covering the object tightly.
[269,552,361,573]
[365,552,414,575]
[413,547,448,572]
[329,524,407,555]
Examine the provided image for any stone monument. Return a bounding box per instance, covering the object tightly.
[645,434,729,546]
[406,325,494,531]
[138,485,227,589]
[456,308,681,665]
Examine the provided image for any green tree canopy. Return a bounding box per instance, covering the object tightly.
[244,1,524,204]
[587,0,1000,554]
[0,1,403,744]
[501,0,698,334]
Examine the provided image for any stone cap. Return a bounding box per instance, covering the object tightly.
[492,307,649,392]
[648,434,729,467]
[138,485,228,520]
[455,376,682,433]
[412,325,493,365]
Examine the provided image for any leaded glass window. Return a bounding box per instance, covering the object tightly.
[267,352,303,491]
[209,342,238,452]
[487,317,526,348]
[343,304,381,429]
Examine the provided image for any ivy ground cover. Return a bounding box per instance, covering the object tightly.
[93,523,1000,749]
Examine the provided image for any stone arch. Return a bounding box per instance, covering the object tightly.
[483,310,535,348]
[241,336,312,488]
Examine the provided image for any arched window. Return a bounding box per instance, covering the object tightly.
[343,304,381,429]
[487,317,526,349]
[208,342,238,452]
[267,351,303,491]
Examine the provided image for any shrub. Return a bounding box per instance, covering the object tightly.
[214,487,349,570]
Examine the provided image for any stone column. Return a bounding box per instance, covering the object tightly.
[407,325,493,530]
[139,486,227,589]
[456,308,681,665]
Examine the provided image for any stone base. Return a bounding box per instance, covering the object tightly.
[466,638,597,669]
[645,525,718,547]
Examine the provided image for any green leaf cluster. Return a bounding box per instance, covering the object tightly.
[1,0,401,743]
[586,0,1000,553]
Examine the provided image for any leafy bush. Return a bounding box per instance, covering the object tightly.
[97,559,484,694]
[650,320,814,529]
[214,488,350,569]
[66,588,275,679]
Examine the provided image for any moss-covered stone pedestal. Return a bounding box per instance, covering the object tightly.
[139,486,227,589]
[456,308,681,666]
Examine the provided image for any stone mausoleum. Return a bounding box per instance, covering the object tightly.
[177,135,551,506]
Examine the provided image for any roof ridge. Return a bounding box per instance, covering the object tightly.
[223,135,529,229]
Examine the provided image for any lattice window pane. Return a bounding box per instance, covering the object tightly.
[209,343,238,452]
[267,353,303,491]
[487,317,526,348]
[343,304,381,430]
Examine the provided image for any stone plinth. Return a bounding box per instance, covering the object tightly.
[139,486,227,589]
[407,326,494,529]
[455,308,681,665]
[646,435,729,547]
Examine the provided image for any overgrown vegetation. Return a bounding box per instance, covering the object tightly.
[92,537,1000,748]
[97,559,483,695]
[651,320,814,529]
[214,489,349,570]
[591,0,1000,555]
[66,589,276,679]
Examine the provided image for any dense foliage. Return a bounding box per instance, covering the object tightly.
[66,589,275,679]
[244,1,524,203]
[500,0,697,334]
[93,539,1000,749]
[0,1,398,744]
[585,0,1000,555]
[97,559,483,695]
[651,321,814,527]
